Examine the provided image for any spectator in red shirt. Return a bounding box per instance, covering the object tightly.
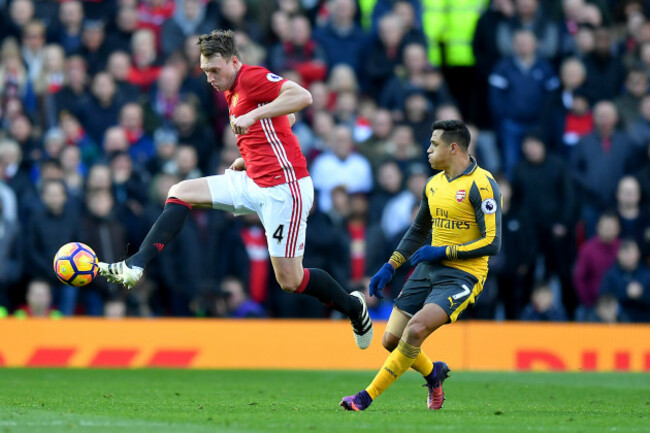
[573,211,621,318]
[136,0,175,51]
[268,14,327,88]
[127,29,162,92]
[14,278,62,318]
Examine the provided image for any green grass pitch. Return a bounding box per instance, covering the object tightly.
[0,369,648,433]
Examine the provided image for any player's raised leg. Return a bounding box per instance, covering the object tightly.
[271,256,373,349]
[98,177,218,288]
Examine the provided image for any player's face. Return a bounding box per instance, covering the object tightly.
[200,53,238,92]
[427,129,452,170]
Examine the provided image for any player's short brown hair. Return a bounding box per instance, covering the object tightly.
[432,119,471,151]
[197,29,239,59]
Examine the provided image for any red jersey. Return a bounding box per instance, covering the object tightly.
[224,64,309,187]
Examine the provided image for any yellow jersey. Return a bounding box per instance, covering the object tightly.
[393,157,502,280]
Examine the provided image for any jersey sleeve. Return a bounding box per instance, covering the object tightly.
[242,66,286,103]
[391,181,433,266]
[447,174,502,260]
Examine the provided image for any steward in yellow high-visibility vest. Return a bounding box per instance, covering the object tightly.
[422,0,489,67]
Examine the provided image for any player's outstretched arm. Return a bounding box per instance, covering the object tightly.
[369,197,433,298]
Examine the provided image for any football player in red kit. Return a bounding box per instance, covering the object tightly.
[98,30,373,349]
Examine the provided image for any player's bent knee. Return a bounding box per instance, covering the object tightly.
[382,333,399,352]
[167,179,213,208]
[278,281,299,293]
[404,321,432,345]
[271,258,304,293]
[167,181,188,201]
[275,274,301,293]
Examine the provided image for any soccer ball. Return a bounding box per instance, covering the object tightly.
[53,242,98,287]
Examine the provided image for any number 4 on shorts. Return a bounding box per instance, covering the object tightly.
[273,224,284,243]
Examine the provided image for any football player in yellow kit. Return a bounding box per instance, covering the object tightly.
[340,119,502,411]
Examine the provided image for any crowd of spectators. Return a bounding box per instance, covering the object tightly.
[1,0,649,322]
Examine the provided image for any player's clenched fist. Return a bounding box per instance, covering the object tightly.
[410,245,448,266]
[232,113,257,135]
[368,263,395,299]
[229,157,246,171]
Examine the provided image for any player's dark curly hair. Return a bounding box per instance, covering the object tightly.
[431,119,470,151]
[197,29,239,59]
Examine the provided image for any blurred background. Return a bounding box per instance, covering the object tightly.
[0,0,649,325]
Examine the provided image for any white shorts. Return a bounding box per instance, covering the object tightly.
[205,170,314,258]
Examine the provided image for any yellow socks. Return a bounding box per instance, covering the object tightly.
[411,350,434,377]
[365,340,420,399]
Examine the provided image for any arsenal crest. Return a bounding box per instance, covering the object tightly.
[456,189,466,202]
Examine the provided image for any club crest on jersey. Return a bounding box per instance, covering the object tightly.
[455,189,466,202]
[266,73,283,82]
[231,93,239,108]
